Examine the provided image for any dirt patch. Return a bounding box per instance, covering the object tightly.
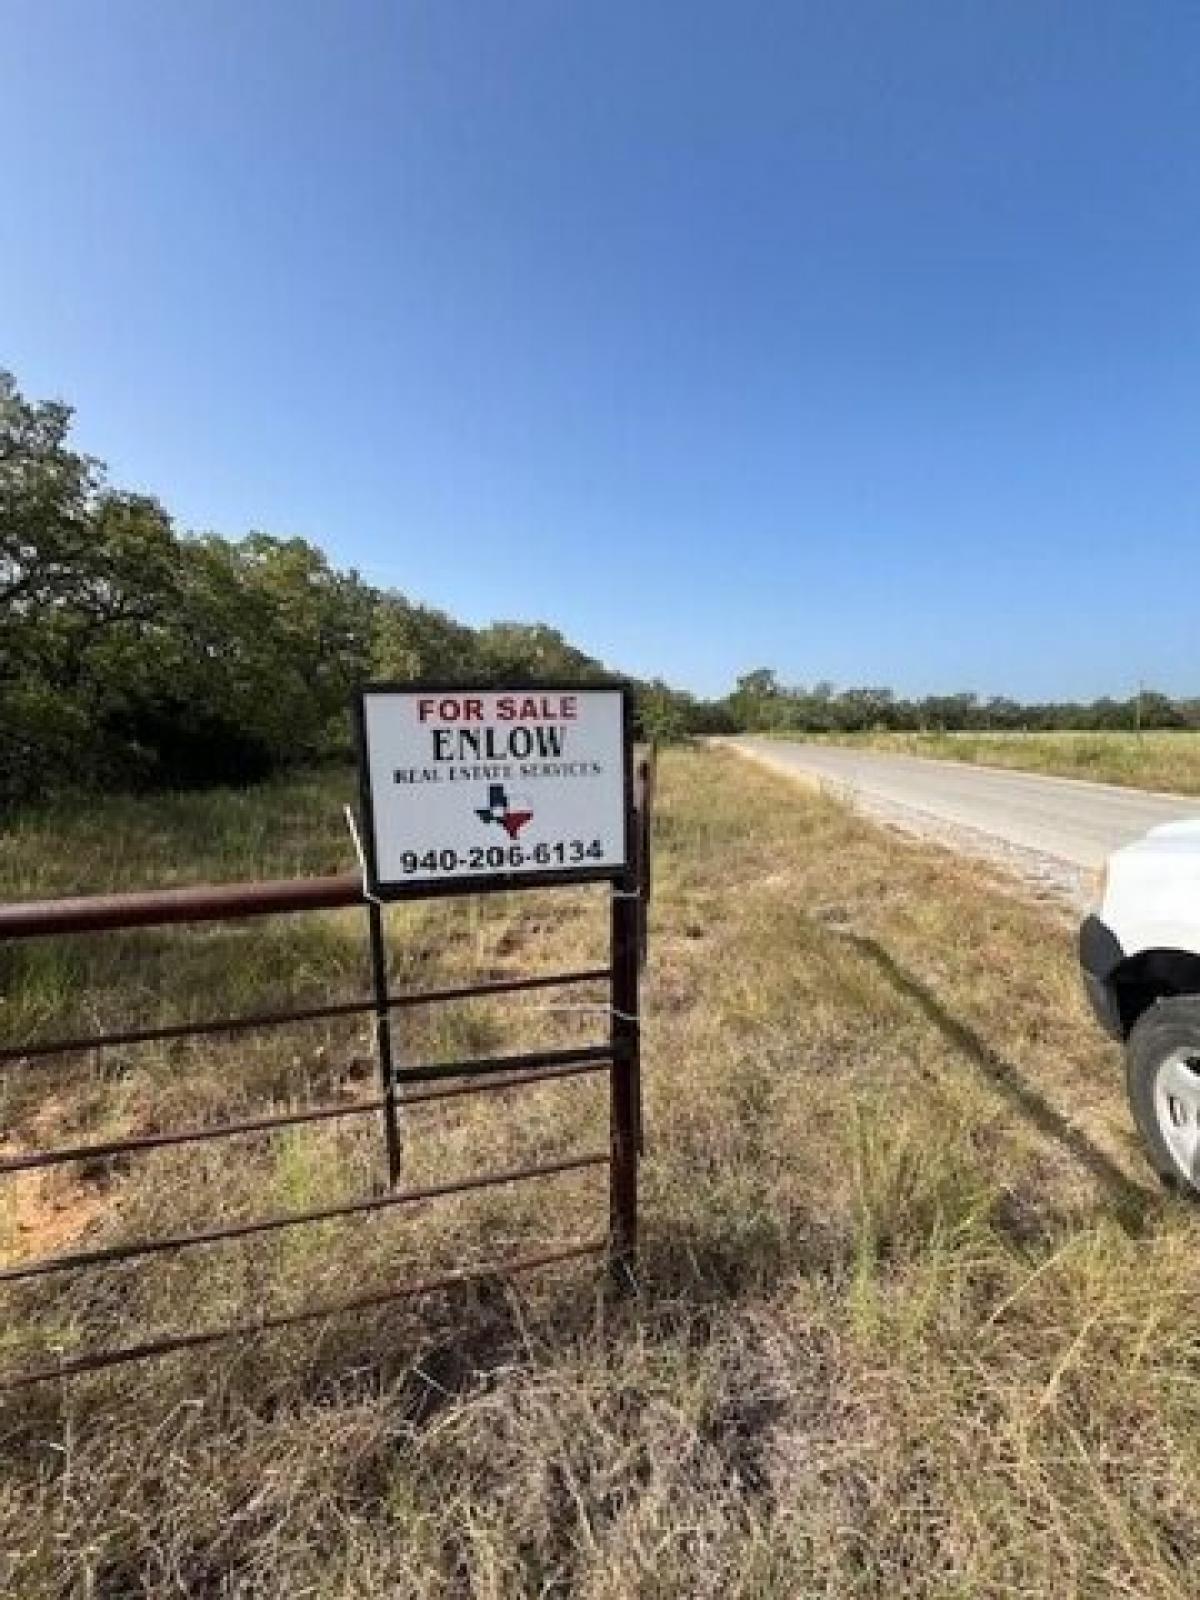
[1,1169,108,1266]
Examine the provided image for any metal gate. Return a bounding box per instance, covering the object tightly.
[0,760,651,1391]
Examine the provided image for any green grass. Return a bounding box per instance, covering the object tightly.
[2,753,1200,1595]
[768,728,1200,795]
[0,765,360,899]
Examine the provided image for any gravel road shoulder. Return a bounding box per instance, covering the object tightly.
[725,740,1092,909]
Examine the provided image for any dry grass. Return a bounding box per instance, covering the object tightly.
[2,750,1199,1596]
[785,728,1200,796]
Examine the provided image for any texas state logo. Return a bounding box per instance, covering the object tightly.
[475,783,534,839]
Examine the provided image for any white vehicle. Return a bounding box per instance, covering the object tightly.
[1081,821,1200,1192]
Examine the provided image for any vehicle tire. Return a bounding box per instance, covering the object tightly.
[1127,995,1200,1194]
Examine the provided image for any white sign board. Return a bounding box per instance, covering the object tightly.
[356,686,630,895]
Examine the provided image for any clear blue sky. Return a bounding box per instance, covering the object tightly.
[3,2,1197,701]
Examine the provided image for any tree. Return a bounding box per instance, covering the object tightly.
[1,373,187,795]
[636,680,692,746]
[1,371,101,616]
[474,622,611,684]
[370,594,480,681]
[728,669,782,730]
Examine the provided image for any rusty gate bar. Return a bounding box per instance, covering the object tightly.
[0,966,611,1066]
[0,1238,609,1392]
[0,871,363,940]
[399,1057,608,1106]
[390,1041,611,1088]
[0,1151,610,1285]
[0,996,375,1065]
[0,1057,614,1177]
[0,1094,390,1174]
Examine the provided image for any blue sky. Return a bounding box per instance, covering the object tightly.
[2,2,1197,700]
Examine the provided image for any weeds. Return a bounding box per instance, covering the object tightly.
[0,751,1197,1595]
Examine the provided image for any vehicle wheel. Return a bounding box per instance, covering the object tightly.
[1127,995,1200,1194]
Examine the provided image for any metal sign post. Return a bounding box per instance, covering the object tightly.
[354,682,643,1281]
[609,869,641,1275]
[366,899,404,1187]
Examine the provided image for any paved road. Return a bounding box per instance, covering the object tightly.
[731,739,1200,872]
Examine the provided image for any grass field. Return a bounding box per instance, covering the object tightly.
[779,728,1200,796]
[3,751,1200,1596]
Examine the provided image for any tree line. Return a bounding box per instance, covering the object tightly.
[2,368,709,807]
[724,671,1200,736]
[4,367,1193,808]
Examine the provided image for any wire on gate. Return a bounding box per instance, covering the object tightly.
[508,1002,641,1024]
[343,805,383,905]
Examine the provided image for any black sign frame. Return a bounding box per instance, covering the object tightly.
[352,680,635,903]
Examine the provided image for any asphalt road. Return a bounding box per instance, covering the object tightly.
[731,739,1200,872]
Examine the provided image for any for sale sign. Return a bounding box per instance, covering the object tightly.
[354,685,631,897]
